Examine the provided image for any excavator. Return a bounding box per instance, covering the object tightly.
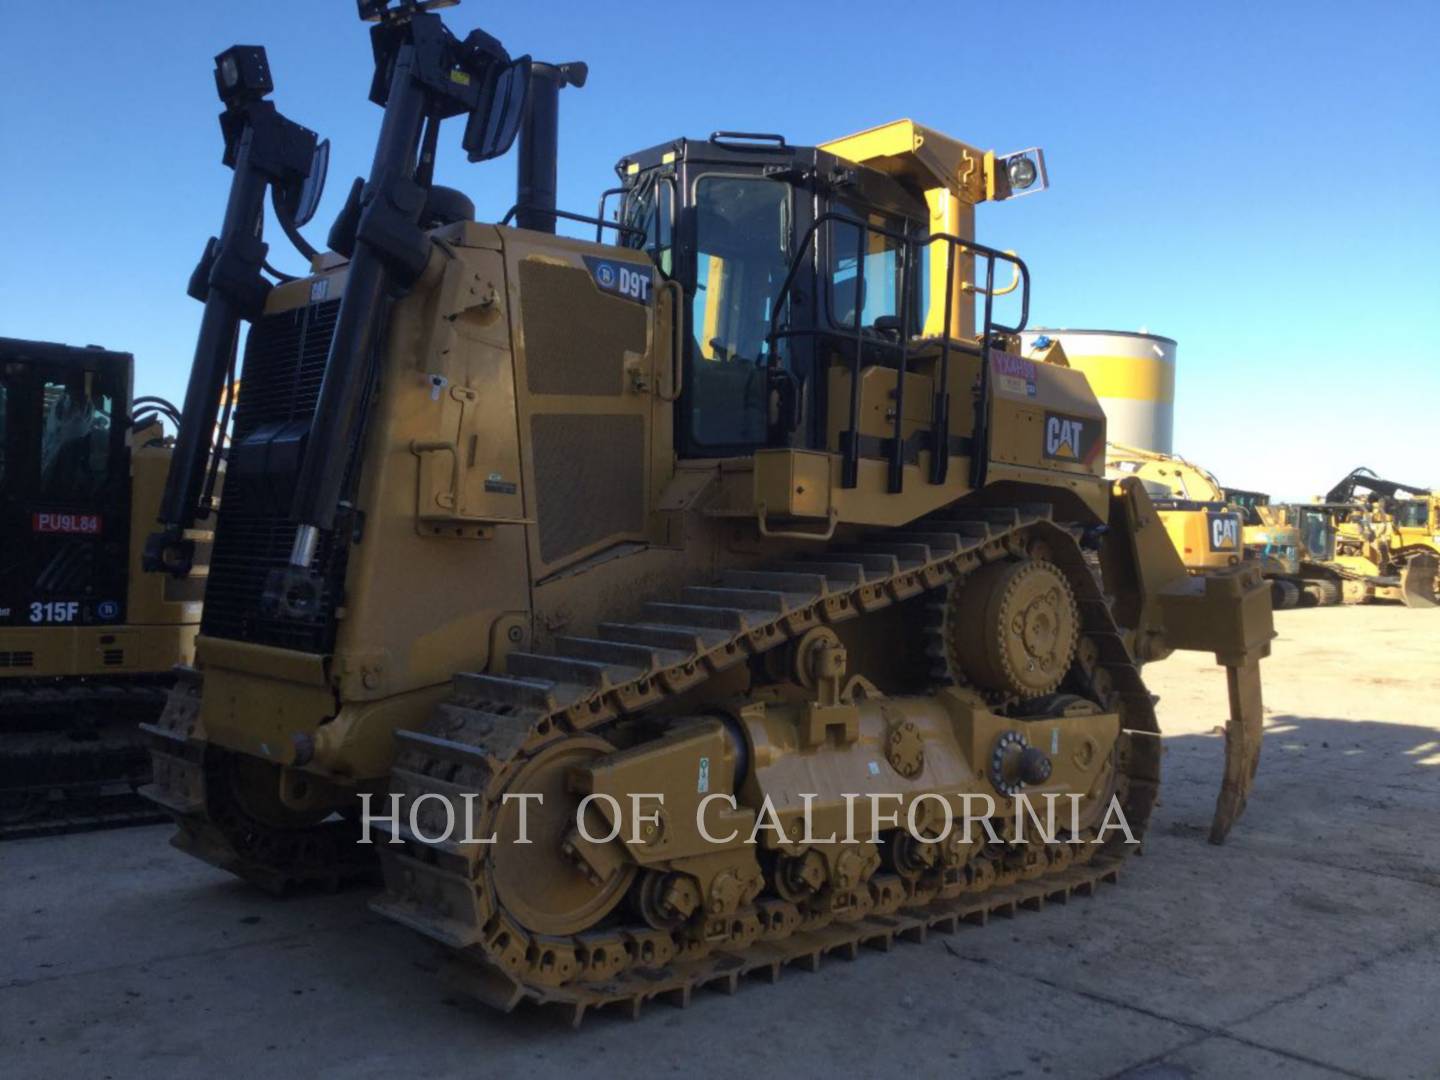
[142,0,1274,1020]
[1222,487,1314,609]
[0,338,204,837]
[1104,443,1308,608]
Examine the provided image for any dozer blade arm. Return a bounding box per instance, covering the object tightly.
[1102,478,1276,843]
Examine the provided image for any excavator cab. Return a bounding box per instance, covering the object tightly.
[0,339,201,835]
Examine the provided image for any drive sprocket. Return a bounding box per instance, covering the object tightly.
[945,557,1080,699]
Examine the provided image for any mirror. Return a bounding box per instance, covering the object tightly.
[272,137,329,231]
[464,57,531,163]
[293,138,330,228]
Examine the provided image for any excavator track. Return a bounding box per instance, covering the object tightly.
[373,505,1164,1024]
[1,680,170,841]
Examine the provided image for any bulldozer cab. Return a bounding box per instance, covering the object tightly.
[615,134,932,459]
[613,127,1037,488]
[1392,500,1428,528]
[0,340,133,631]
[1391,495,1439,538]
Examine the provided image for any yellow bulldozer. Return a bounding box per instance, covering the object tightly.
[1293,468,1439,608]
[142,0,1273,1020]
[0,338,205,837]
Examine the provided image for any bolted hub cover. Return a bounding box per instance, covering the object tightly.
[948,557,1079,699]
[882,706,926,779]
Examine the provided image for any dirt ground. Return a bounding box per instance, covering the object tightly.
[2,604,1437,1079]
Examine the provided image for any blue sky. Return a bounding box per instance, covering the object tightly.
[2,0,1435,498]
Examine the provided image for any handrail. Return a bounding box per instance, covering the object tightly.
[593,186,626,244]
[499,203,646,243]
[656,279,685,402]
[763,212,1031,492]
[961,248,1021,297]
[765,214,1031,345]
[709,131,788,150]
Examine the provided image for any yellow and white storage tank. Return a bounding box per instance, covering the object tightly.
[1021,329,1176,454]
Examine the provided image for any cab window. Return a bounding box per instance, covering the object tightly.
[39,375,113,498]
[826,210,921,333]
[686,175,790,449]
[1395,501,1428,528]
[623,172,675,276]
[1298,509,1334,560]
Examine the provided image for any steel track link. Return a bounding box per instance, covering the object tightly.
[1,680,171,840]
[141,672,376,894]
[374,505,1163,1022]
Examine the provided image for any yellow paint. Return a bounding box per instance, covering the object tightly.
[662,150,676,164]
[819,119,987,207]
[699,254,725,359]
[922,188,968,337]
[1069,354,1175,403]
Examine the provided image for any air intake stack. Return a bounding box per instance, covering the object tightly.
[515,61,587,233]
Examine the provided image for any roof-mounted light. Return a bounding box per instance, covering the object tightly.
[996,147,1049,199]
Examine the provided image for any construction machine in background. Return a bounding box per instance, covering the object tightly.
[143,0,1273,1021]
[1103,443,1314,608]
[1223,488,1309,609]
[1290,468,1439,608]
[1105,442,1245,570]
[0,338,206,838]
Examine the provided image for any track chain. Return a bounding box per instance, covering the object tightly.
[142,671,374,894]
[1,678,171,840]
[374,505,1163,1022]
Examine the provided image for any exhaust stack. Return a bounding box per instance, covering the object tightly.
[515,61,587,233]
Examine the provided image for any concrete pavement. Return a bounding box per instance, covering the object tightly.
[2,605,1436,1079]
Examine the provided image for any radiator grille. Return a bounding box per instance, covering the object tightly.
[531,414,645,565]
[520,260,646,397]
[0,651,35,669]
[200,299,350,653]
